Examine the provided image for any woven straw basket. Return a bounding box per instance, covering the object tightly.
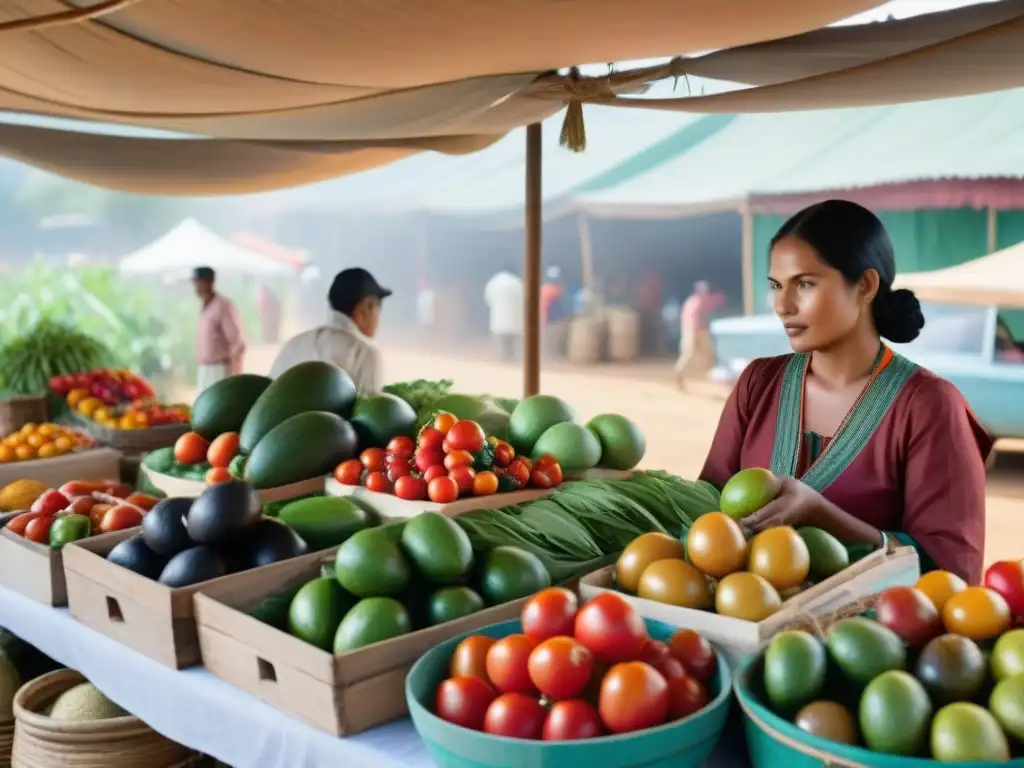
[1,719,13,768]
[12,670,197,768]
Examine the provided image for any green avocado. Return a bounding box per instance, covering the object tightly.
[400,512,474,582]
[827,617,906,687]
[797,527,850,581]
[277,496,378,551]
[859,671,932,755]
[333,597,411,653]
[288,577,354,651]
[479,546,551,605]
[764,630,828,713]
[334,528,410,598]
[428,586,485,626]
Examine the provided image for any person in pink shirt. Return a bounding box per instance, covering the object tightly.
[674,280,724,389]
[193,266,246,393]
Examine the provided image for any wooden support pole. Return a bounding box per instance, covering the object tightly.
[523,123,543,396]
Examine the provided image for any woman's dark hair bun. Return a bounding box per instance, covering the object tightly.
[873,287,924,344]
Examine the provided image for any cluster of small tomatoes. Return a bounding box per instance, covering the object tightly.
[434,589,716,741]
[333,412,563,504]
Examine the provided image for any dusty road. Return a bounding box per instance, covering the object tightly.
[240,342,1024,567]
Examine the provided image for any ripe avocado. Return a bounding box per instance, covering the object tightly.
[222,517,309,572]
[478,546,551,605]
[333,597,411,653]
[428,586,485,626]
[288,577,354,650]
[797,527,850,581]
[508,395,577,455]
[764,630,828,712]
[141,497,195,556]
[915,634,986,704]
[400,512,474,582]
[276,496,378,551]
[827,617,907,687]
[158,546,228,588]
[186,481,262,545]
[859,670,932,755]
[334,527,410,597]
[106,535,168,580]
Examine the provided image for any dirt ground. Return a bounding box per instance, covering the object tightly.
[237,341,1024,567]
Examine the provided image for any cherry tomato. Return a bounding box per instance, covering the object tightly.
[450,635,497,682]
[6,512,40,536]
[99,505,144,533]
[530,462,563,489]
[984,560,1024,618]
[24,515,56,545]
[528,636,594,700]
[543,699,604,741]
[599,661,670,734]
[667,630,716,683]
[505,459,531,488]
[653,656,687,682]
[875,586,943,647]
[360,448,387,473]
[667,675,708,720]
[386,461,412,483]
[435,676,496,731]
[639,639,672,667]
[30,490,70,516]
[415,448,445,474]
[942,586,1012,640]
[472,470,499,496]
[427,475,459,504]
[522,587,578,643]
[492,442,515,468]
[574,593,648,663]
[483,693,546,739]
[418,426,445,453]
[916,570,968,612]
[533,455,558,471]
[448,466,476,496]
[386,436,416,459]
[334,459,363,486]
[394,475,427,502]
[423,465,448,484]
[485,634,537,694]
[444,450,474,471]
[434,412,459,435]
[445,421,486,454]
[365,471,391,494]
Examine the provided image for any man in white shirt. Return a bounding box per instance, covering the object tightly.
[269,268,390,393]
[484,269,524,361]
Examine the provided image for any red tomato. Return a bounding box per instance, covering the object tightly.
[639,639,671,666]
[334,459,363,486]
[423,465,448,484]
[444,450,474,470]
[394,475,427,501]
[483,693,546,740]
[493,442,515,468]
[365,471,391,494]
[599,662,670,734]
[434,412,458,435]
[521,587,578,642]
[574,593,648,663]
[360,448,387,473]
[542,699,604,741]
[984,560,1024,618]
[485,634,537,694]
[99,505,144,533]
[653,656,687,682]
[533,455,558,470]
[49,375,72,395]
[528,637,594,700]
[875,586,943,647]
[206,432,240,469]
[450,636,496,682]
[418,426,445,453]
[386,436,416,459]
[386,461,412,482]
[30,490,70,516]
[505,459,531,488]
[448,466,476,496]
[24,515,56,544]
[667,630,716,684]
[6,512,40,536]
[427,475,459,504]
[435,676,496,731]
[667,675,709,721]
[414,449,445,474]
[530,462,563,489]
[446,421,486,454]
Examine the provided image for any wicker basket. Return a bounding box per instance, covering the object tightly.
[1,719,12,768]
[78,420,190,456]
[0,398,49,438]
[12,670,196,768]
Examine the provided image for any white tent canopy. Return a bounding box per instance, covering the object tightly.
[895,240,1024,308]
[118,219,294,280]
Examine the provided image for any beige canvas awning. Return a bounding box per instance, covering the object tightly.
[896,241,1024,309]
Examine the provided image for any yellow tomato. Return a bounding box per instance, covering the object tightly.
[20,422,37,434]
[4,433,26,448]
[14,445,35,462]
[78,398,103,417]
[53,436,73,454]
[26,433,46,448]
[942,587,1012,640]
[36,443,58,460]
[66,388,89,407]
[36,423,58,438]
[916,570,968,612]
[118,416,136,430]
[0,445,12,463]
[93,407,110,423]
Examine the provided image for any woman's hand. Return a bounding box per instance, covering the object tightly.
[741,476,825,533]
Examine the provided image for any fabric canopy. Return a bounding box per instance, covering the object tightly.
[0,1,1022,194]
[895,241,1024,308]
[119,218,294,279]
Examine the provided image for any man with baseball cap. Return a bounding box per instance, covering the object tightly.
[269,267,391,393]
[193,266,246,393]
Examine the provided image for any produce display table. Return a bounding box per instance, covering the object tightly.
[0,587,751,768]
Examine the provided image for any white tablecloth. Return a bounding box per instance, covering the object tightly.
[0,585,435,768]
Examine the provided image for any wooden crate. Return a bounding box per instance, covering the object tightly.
[0,448,121,490]
[79,419,191,454]
[0,517,135,608]
[579,542,921,667]
[193,552,530,736]
[141,464,326,504]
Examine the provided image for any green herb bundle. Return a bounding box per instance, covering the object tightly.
[0,319,120,397]
[383,379,453,413]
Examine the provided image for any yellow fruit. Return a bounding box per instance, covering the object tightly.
[4,433,25,448]
[916,571,968,613]
[93,408,110,423]
[66,388,88,407]
[942,587,1012,641]
[14,445,35,462]
[0,446,12,464]
[637,558,712,609]
[686,512,749,579]
[78,398,103,417]
[118,416,136,430]
[748,526,811,591]
[716,572,782,621]
[616,532,686,594]
[130,412,149,428]
[53,436,73,454]
[26,433,46,448]
[37,424,58,438]
[0,478,48,510]
[19,422,37,434]
[36,443,58,460]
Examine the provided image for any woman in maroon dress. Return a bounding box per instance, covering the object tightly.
[701,200,990,584]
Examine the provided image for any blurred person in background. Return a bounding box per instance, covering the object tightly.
[269,267,389,393]
[194,266,246,393]
[674,280,724,389]
[661,294,682,357]
[636,270,663,355]
[541,267,568,358]
[258,284,282,344]
[484,267,524,362]
[416,278,435,338]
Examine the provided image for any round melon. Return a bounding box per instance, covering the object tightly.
[508,395,577,454]
[531,422,601,475]
[586,413,646,470]
[429,394,488,422]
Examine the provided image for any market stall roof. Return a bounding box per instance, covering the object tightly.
[0,1,1021,194]
[895,240,1024,308]
[118,218,295,280]
[573,87,1024,217]
[230,233,308,270]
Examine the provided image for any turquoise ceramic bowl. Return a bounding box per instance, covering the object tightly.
[406,618,732,768]
[733,652,1024,768]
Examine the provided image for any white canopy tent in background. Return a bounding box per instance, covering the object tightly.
[896,240,1024,308]
[118,218,295,281]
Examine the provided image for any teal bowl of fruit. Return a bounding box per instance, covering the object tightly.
[406,616,732,768]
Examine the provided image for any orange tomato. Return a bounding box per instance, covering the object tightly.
[124,493,159,511]
[434,412,458,435]
[444,450,474,470]
[174,431,210,465]
[205,466,232,485]
[916,570,968,613]
[598,662,670,734]
[360,448,387,473]
[334,459,363,486]
[99,504,144,533]
[942,586,1012,640]
[685,512,748,579]
[473,470,499,496]
[14,445,35,462]
[26,433,46,448]
[6,512,40,536]
[206,432,240,468]
[450,635,497,683]
[0,445,12,463]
